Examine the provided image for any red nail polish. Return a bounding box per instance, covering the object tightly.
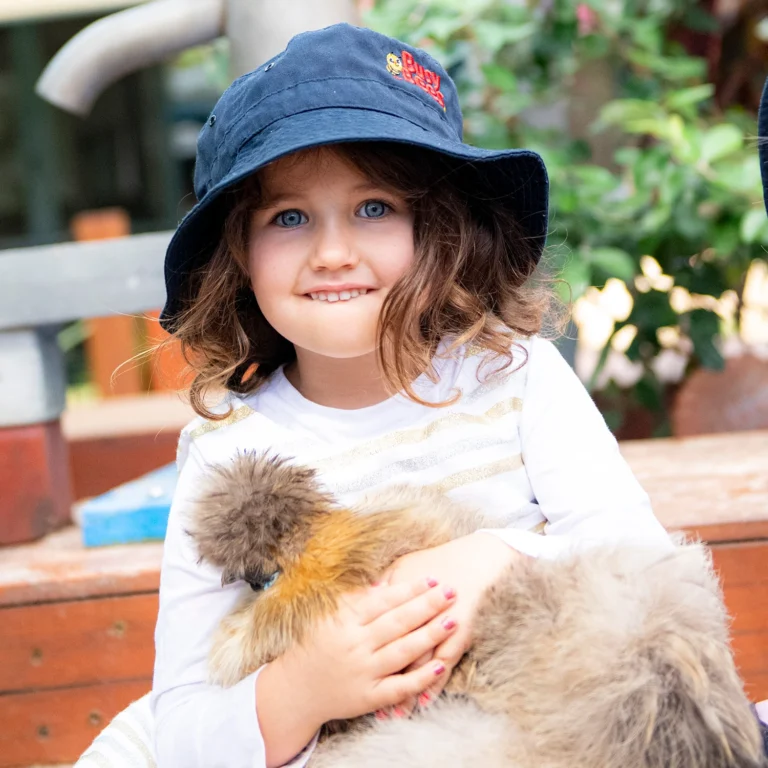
[393,706,405,718]
[426,576,438,588]
[418,692,431,706]
[375,709,386,720]
[442,617,456,630]
[434,662,446,675]
[443,587,456,599]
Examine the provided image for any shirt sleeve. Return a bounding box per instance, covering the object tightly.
[478,336,672,559]
[151,437,317,768]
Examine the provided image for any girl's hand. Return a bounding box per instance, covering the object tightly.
[381,533,526,715]
[265,577,458,729]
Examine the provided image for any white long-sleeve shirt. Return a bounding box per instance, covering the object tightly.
[150,337,671,767]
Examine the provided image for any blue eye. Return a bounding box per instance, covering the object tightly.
[274,210,307,228]
[358,201,390,219]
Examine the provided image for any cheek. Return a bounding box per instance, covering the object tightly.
[369,220,416,284]
[247,234,292,299]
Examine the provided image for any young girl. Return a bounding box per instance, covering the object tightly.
[150,23,673,768]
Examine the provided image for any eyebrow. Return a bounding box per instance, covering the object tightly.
[256,182,396,210]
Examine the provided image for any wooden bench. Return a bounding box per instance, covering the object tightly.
[1,430,767,767]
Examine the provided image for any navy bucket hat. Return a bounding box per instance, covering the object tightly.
[160,23,549,332]
[759,76,768,215]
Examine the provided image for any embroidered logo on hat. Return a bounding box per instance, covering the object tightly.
[386,50,445,110]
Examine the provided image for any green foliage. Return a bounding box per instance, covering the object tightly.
[366,0,766,432]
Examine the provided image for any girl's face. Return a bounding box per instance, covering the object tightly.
[247,149,415,360]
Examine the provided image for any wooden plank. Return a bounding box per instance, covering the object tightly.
[744,672,768,703]
[68,431,177,503]
[0,679,150,768]
[621,430,768,542]
[711,543,768,586]
[0,528,162,607]
[63,390,191,501]
[723,584,768,635]
[731,632,768,676]
[0,594,156,693]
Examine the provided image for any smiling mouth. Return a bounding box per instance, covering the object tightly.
[306,289,372,303]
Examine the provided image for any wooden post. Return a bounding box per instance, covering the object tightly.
[142,310,194,393]
[71,209,144,398]
[0,328,71,545]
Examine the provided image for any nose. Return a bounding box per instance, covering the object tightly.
[308,220,358,272]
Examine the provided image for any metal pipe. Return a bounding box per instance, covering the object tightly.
[225,0,359,77]
[35,0,225,116]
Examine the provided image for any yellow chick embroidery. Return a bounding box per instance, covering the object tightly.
[386,53,403,77]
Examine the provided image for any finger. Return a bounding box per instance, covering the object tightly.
[373,658,449,709]
[404,649,434,673]
[432,626,471,672]
[374,613,458,675]
[393,696,417,718]
[368,586,456,650]
[394,649,434,717]
[355,577,441,626]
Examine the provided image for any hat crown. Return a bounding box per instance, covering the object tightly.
[193,23,462,199]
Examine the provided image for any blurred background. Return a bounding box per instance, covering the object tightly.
[2,0,768,440]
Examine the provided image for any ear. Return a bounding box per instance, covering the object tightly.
[187,451,333,586]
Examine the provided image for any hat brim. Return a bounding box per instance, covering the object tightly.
[160,107,549,331]
[759,77,768,216]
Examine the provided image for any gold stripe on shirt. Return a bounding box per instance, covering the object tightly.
[112,721,158,768]
[78,752,113,768]
[332,435,511,495]
[313,396,523,471]
[189,405,255,440]
[426,454,524,495]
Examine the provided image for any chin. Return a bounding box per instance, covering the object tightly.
[301,340,378,359]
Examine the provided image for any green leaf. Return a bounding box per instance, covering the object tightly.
[473,20,536,53]
[688,263,729,298]
[557,257,591,302]
[711,221,740,257]
[711,156,762,195]
[699,124,743,164]
[685,309,724,370]
[598,99,666,129]
[481,64,518,92]
[627,290,678,331]
[584,247,636,281]
[664,84,714,112]
[633,374,664,412]
[740,207,768,244]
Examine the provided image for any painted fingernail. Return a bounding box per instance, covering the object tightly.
[375,709,386,719]
[426,576,438,588]
[418,692,431,706]
[443,587,456,600]
[433,662,446,675]
[442,617,457,630]
[393,706,405,718]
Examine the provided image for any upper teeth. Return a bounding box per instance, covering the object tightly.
[309,289,368,302]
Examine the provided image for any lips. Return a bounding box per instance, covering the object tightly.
[306,288,371,303]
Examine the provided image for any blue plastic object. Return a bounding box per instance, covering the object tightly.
[80,462,178,547]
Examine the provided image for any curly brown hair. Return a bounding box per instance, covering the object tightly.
[169,142,559,419]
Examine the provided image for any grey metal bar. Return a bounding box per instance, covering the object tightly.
[0,328,66,426]
[226,0,358,77]
[0,231,171,329]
